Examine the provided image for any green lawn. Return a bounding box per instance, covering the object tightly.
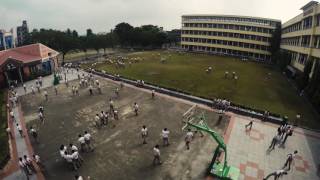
[84,50,319,129]
[0,90,9,169]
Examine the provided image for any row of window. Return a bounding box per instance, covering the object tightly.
[182,37,270,51]
[181,44,270,60]
[281,35,316,48]
[182,16,278,27]
[282,15,320,34]
[183,23,273,34]
[285,50,308,65]
[181,30,270,42]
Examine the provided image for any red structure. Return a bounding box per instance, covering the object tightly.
[0,43,59,87]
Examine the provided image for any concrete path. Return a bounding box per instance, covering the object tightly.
[225,114,320,180]
[2,69,84,180]
[3,104,37,180]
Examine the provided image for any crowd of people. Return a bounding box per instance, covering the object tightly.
[244,119,298,180]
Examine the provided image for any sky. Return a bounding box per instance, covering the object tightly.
[0,0,314,34]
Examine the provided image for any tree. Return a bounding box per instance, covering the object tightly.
[72,30,78,38]
[86,29,93,37]
[276,50,291,71]
[79,36,89,59]
[270,23,282,64]
[296,58,313,90]
[106,31,119,49]
[114,22,134,47]
[306,60,320,97]
[305,60,320,111]
[88,34,104,54]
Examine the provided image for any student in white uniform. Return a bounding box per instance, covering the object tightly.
[16,123,23,137]
[185,128,194,150]
[134,102,139,116]
[78,134,86,152]
[141,125,148,144]
[153,145,162,165]
[161,128,170,146]
[84,131,93,152]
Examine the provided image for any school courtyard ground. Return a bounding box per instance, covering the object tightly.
[19,75,229,180]
[83,50,319,129]
[1,71,319,180]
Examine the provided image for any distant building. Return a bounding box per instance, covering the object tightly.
[281,1,320,73]
[0,29,15,50]
[16,20,29,47]
[181,15,281,61]
[0,43,59,87]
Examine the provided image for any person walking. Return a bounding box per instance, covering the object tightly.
[281,126,293,146]
[84,131,93,152]
[33,154,46,172]
[23,84,27,94]
[6,127,12,139]
[115,88,119,97]
[141,125,148,144]
[134,102,139,116]
[39,111,44,125]
[245,121,253,131]
[78,134,86,152]
[54,86,58,95]
[16,123,24,137]
[75,175,84,180]
[153,145,162,165]
[10,110,15,122]
[109,99,114,113]
[263,169,288,180]
[151,90,155,99]
[282,150,298,171]
[71,150,82,168]
[30,126,39,143]
[268,133,281,150]
[185,128,194,150]
[44,91,48,101]
[162,128,170,146]
[24,155,37,173]
[19,157,31,179]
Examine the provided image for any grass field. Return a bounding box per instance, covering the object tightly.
[84,50,319,129]
[0,90,9,169]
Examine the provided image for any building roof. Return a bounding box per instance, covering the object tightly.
[300,1,318,10]
[0,43,59,66]
[181,14,281,22]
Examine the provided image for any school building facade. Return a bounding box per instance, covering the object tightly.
[281,1,320,73]
[0,43,59,87]
[180,14,281,61]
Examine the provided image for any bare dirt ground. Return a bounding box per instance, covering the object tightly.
[20,76,229,180]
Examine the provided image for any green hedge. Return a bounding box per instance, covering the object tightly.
[0,90,9,169]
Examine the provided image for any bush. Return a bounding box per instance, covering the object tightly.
[53,74,60,85]
[0,90,9,169]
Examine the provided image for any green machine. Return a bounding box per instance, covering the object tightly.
[182,105,240,180]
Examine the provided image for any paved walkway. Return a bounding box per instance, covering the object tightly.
[3,103,38,180]
[225,114,320,180]
[1,69,85,180]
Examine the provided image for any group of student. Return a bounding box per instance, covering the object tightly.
[244,119,298,180]
[59,131,93,171]
[18,154,45,180]
[268,122,294,150]
[140,124,197,166]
